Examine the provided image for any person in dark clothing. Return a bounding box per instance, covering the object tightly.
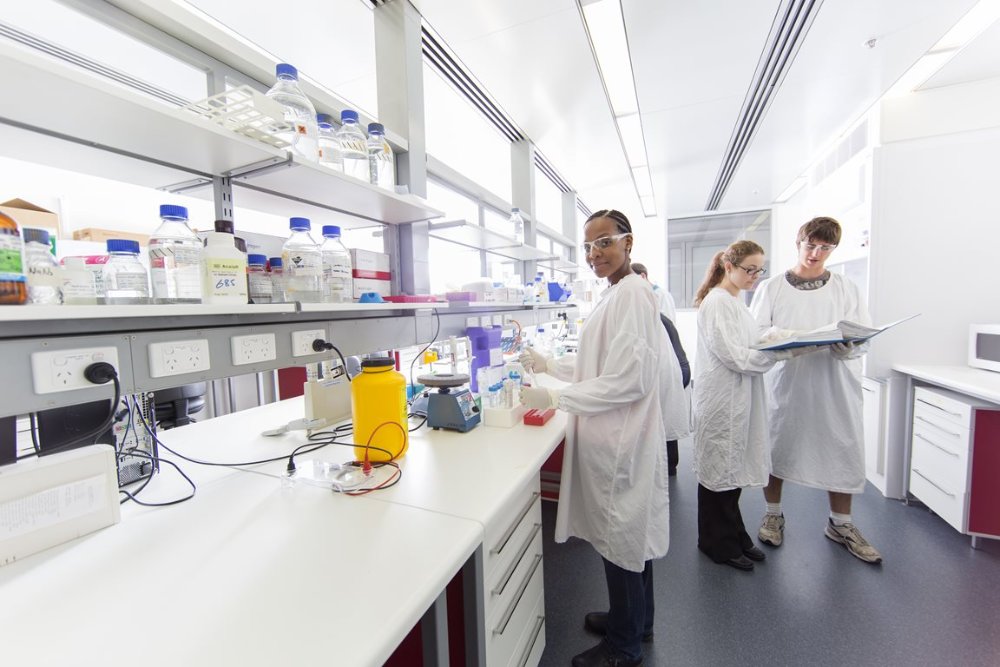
[660,312,689,476]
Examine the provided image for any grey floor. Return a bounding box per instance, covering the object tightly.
[538,437,1000,666]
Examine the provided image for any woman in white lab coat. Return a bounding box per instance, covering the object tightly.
[520,209,687,667]
[692,241,815,571]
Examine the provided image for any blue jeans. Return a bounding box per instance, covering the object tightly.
[602,557,653,661]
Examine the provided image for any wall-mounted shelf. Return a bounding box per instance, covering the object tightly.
[297,302,447,313]
[428,220,556,261]
[0,41,443,227]
[539,258,580,273]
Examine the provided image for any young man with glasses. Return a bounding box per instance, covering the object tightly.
[749,216,883,564]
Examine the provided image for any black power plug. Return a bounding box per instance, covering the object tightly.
[84,361,117,385]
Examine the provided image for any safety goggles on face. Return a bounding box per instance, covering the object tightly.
[582,232,631,255]
[735,264,767,278]
[801,242,837,253]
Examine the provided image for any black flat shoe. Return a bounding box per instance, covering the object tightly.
[584,611,654,642]
[723,554,755,571]
[571,640,643,667]
[743,545,766,562]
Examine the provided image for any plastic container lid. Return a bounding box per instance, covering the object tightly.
[361,358,395,369]
[22,228,50,244]
[276,63,298,79]
[214,219,234,234]
[317,113,334,126]
[340,109,359,123]
[512,207,520,213]
[248,253,267,266]
[289,217,311,230]
[269,257,283,268]
[367,123,385,135]
[322,225,342,237]
[160,204,188,220]
[107,239,140,254]
[234,237,247,253]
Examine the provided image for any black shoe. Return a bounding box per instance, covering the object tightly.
[571,640,643,667]
[584,612,654,642]
[667,467,677,476]
[743,545,766,562]
[723,555,755,571]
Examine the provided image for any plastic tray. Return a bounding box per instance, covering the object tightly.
[182,85,291,149]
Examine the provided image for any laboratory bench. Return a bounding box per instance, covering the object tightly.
[0,395,566,667]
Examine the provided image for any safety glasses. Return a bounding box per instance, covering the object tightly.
[582,232,631,255]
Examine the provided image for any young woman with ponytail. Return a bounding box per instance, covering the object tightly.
[692,240,818,570]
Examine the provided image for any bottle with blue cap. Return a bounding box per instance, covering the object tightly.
[103,239,149,304]
[316,113,344,172]
[266,63,319,161]
[281,217,322,303]
[149,204,202,303]
[319,225,353,303]
[23,228,62,305]
[248,254,272,304]
[366,122,395,189]
[335,110,368,182]
[268,257,285,302]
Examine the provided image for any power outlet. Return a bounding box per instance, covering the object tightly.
[231,333,277,366]
[148,339,211,378]
[31,347,120,394]
[291,329,326,357]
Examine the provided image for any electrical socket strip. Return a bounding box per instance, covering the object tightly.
[231,333,277,366]
[30,347,120,394]
[148,339,211,378]
[291,329,326,357]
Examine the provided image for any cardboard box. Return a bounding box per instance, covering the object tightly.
[72,228,150,246]
[353,277,391,300]
[350,248,390,280]
[0,199,61,238]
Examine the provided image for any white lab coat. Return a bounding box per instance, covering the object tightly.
[693,288,777,491]
[654,285,677,323]
[546,274,687,572]
[750,273,870,493]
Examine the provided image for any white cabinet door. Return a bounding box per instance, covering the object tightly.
[863,377,887,494]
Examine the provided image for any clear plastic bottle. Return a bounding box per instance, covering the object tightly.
[320,225,353,303]
[366,122,395,189]
[266,63,319,161]
[509,208,525,245]
[281,217,322,303]
[23,228,62,305]
[533,272,545,304]
[0,210,27,305]
[60,256,97,305]
[268,257,285,303]
[248,254,272,304]
[103,239,149,304]
[149,204,202,304]
[336,109,368,182]
[317,113,344,172]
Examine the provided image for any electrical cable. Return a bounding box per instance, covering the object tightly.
[118,449,196,507]
[311,339,350,379]
[409,307,442,395]
[38,363,120,458]
[29,412,40,455]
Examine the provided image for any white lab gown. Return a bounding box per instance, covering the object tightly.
[750,273,870,493]
[654,285,677,323]
[546,274,688,572]
[693,288,777,491]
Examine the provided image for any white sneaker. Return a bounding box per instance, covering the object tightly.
[758,513,785,547]
[824,520,883,564]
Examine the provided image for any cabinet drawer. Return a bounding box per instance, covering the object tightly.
[910,433,969,496]
[486,521,543,622]
[508,591,545,667]
[909,466,967,532]
[484,479,541,581]
[914,387,973,430]
[487,548,544,667]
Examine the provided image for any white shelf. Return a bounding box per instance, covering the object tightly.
[0,303,297,322]
[539,258,580,273]
[427,220,557,261]
[0,42,442,226]
[297,302,447,312]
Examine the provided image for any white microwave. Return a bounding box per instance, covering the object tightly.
[969,324,1000,373]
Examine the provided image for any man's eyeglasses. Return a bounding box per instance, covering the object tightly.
[736,264,767,278]
[582,232,631,255]
[801,242,837,253]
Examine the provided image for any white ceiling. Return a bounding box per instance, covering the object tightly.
[412,0,996,221]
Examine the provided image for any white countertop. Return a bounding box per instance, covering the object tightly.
[892,364,1000,405]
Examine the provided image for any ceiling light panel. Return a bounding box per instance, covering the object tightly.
[616,113,647,166]
[582,0,639,116]
[933,0,1000,51]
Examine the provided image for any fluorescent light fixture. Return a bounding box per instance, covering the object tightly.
[582,0,639,116]
[774,177,807,203]
[617,113,647,166]
[631,166,653,198]
[933,0,1000,51]
[884,50,957,99]
[640,196,656,217]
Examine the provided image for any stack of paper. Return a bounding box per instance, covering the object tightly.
[752,314,919,351]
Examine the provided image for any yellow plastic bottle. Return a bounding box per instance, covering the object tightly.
[351,358,408,462]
